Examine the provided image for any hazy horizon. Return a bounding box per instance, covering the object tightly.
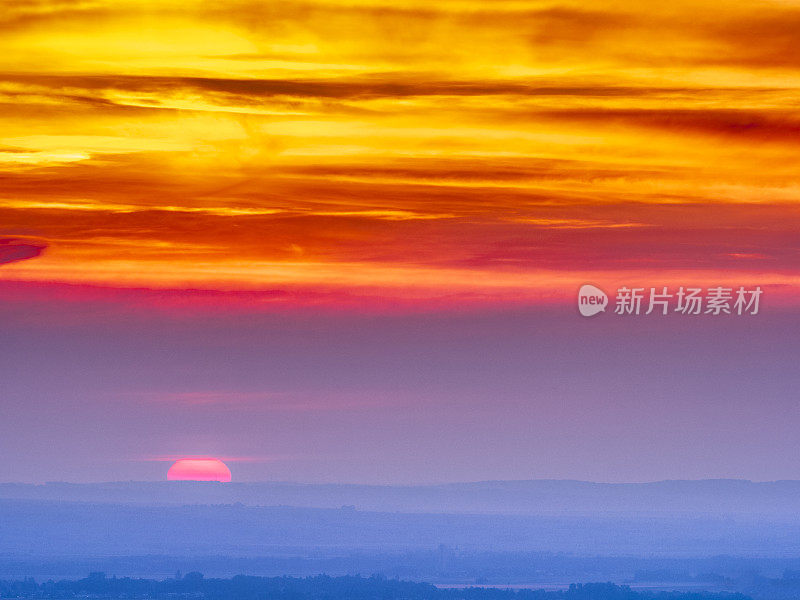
[4,307,798,485]
[5,476,800,485]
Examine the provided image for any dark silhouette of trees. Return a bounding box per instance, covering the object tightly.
[0,575,752,600]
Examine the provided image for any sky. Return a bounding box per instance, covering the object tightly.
[0,0,799,483]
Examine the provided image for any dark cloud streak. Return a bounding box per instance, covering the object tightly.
[0,237,47,266]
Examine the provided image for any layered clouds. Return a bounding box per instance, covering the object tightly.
[0,0,798,306]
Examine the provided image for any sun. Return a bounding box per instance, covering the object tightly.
[167,458,232,482]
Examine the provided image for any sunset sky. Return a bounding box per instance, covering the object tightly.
[1,0,799,483]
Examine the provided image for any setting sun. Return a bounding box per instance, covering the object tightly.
[166,458,232,482]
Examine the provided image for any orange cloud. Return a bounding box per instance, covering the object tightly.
[0,0,798,308]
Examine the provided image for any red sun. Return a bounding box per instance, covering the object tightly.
[167,458,232,482]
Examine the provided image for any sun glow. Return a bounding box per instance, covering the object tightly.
[166,458,232,482]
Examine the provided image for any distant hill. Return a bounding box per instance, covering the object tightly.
[3,479,800,516]
[3,497,800,559]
